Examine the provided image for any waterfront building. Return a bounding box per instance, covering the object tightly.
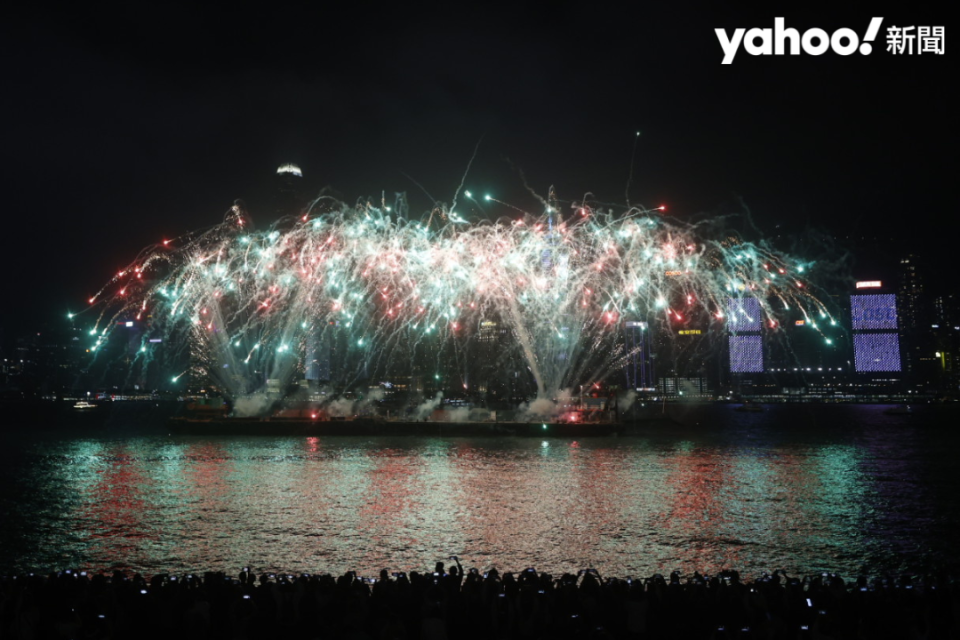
[622,320,653,391]
[726,296,764,394]
[849,280,904,395]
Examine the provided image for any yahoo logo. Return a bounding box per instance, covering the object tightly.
[715,17,883,64]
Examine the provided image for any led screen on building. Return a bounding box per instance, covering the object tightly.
[729,335,764,373]
[850,294,898,331]
[853,333,902,372]
[727,297,762,332]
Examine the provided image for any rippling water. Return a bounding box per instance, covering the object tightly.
[2,403,959,578]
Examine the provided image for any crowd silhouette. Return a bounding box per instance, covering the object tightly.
[0,560,954,639]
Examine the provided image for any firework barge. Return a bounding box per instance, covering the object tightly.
[166,401,677,436]
[166,416,646,437]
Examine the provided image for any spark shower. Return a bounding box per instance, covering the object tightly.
[83,190,833,413]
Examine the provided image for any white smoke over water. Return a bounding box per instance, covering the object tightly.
[326,396,355,418]
[413,392,444,420]
[232,393,274,418]
[519,397,558,419]
[445,406,471,422]
[324,387,387,418]
[617,390,637,414]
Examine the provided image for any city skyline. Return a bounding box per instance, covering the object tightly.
[5,229,955,404]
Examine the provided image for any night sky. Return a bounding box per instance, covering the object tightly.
[0,4,954,343]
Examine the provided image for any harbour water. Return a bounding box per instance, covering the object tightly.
[2,402,958,579]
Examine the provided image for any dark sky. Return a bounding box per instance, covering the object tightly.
[0,3,954,341]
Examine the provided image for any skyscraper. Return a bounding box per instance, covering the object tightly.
[274,163,306,218]
[622,320,652,390]
[898,254,926,380]
[932,294,959,393]
[850,284,902,375]
[727,297,764,373]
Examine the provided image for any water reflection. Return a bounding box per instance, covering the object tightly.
[2,404,959,578]
[80,442,156,568]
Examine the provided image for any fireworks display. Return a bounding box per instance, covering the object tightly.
[83,189,835,410]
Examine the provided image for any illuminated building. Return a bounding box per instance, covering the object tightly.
[622,320,653,390]
[274,163,306,218]
[727,297,764,373]
[850,292,901,372]
[723,297,764,396]
[471,319,512,398]
[652,304,714,397]
[847,282,905,397]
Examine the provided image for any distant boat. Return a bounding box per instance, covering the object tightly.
[73,401,97,410]
[883,404,912,415]
[735,402,765,412]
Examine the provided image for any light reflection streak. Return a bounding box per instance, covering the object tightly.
[64,438,870,577]
[78,443,156,570]
[6,407,956,579]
